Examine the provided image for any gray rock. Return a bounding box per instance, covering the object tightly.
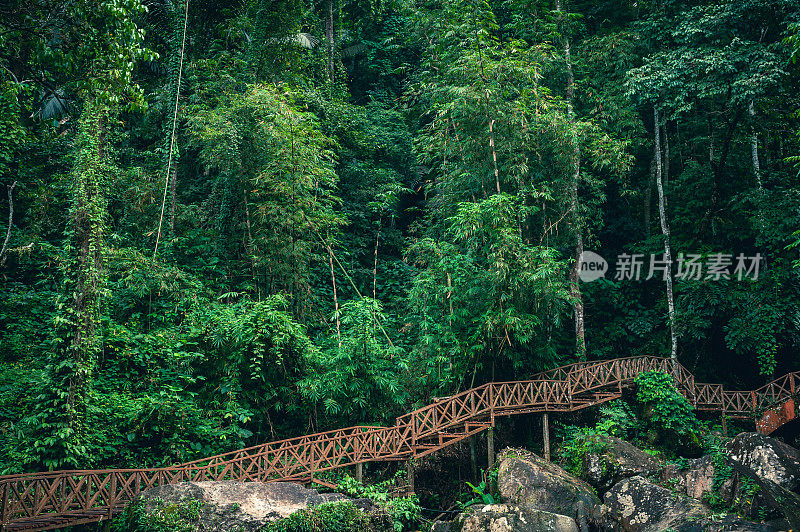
[696,514,778,531]
[450,504,579,532]
[430,520,452,532]
[134,480,388,531]
[661,455,727,500]
[603,475,708,532]
[583,435,663,491]
[727,458,800,530]
[725,432,800,491]
[497,448,602,529]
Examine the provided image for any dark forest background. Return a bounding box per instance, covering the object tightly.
[1,0,800,473]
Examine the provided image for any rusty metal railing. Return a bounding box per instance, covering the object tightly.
[2,355,797,531]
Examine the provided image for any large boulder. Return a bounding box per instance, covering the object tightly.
[697,515,777,531]
[603,475,708,532]
[450,504,579,532]
[725,432,800,491]
[661,455,724,500]
[497,448,602,529]
[132,481,388,531]
[583,435,663,491]
[430,521,452,532]
[726,458,800,530]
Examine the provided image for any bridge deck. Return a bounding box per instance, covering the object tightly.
[1,355,797,531]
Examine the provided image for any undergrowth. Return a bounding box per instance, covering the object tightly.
[111,497,203,532]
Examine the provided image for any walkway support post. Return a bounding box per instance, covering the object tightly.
[406,459,415,495]
[355,462,363,484]
[1,481,8,532]
[487,427,495,467]
[469,436,478,480]
[542,413,550,461]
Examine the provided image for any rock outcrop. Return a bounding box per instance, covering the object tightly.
[497,448,602,528]
[450,504,580,532]
[726,458,800,530]
[660,455,722,500]
[725,432,800,491]
[583,435,663,491]
[603,475,709,532]
[134,481,387,531]
[443,435,800,532]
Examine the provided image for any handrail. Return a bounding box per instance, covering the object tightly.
[2,355,797,532]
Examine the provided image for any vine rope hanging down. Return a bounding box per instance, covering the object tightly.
[153,0,190,259]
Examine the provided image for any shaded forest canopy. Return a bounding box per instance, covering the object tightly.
[0,0,799,473]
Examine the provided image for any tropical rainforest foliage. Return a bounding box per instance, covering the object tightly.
[1,0,800,473]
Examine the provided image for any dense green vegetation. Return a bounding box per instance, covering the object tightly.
[1,0,800,474]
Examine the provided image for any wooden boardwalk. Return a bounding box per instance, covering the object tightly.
[1,355,797,531]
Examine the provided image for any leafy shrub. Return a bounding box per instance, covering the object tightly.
[458,480,495,509]
[634,371,700,437]
[596,400,638,439]
[112,497,203,532]
[336,472,420,531]
[557,428,610,477]
[260,501,389,532]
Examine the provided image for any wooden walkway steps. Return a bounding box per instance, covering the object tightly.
[2,355,798,531]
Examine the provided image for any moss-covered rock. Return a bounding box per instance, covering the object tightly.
[116,481,389,532]
[449,504,579,532]
[603,475,708,532]
[497,448,602,529]
[582,435,663,491]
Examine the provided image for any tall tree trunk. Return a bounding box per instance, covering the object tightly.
[662,123,669,187]
[326,0,335,82]
[154,0,188,257]
[749,101,765,233]
[644,160,653,237]
[0,180,16,267]
[749,101,762,190]
[167,0,185,231]
[372,219,381,299]
[328,247,341,349]
[559,2,586,359]
[473,22,500,195]
[168,134,178,235]
[654,107,677,361]
[243,188,259,299]
[44,101,112,467]
[488,115,500,194]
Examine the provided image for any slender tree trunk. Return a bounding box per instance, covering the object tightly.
[488,115,500,194]
[654,107,677,361]
[469,436,478,480]
[570,232,585,357]
[446,271,454,324]
[326,0,335,82]
[372,219,381,299]
[749,101,765,233]
[242,188,259,298]
[328,247,341,349]
[474,23,500,195]
[644,160,653,237]
[561,9,586,359]
[663,123,669,187]
[0,180,17,267]
[168,139,178,235]
[154,0,187,258]
[749,101,762,190]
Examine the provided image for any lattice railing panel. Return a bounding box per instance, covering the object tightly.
[3,356,798,531]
